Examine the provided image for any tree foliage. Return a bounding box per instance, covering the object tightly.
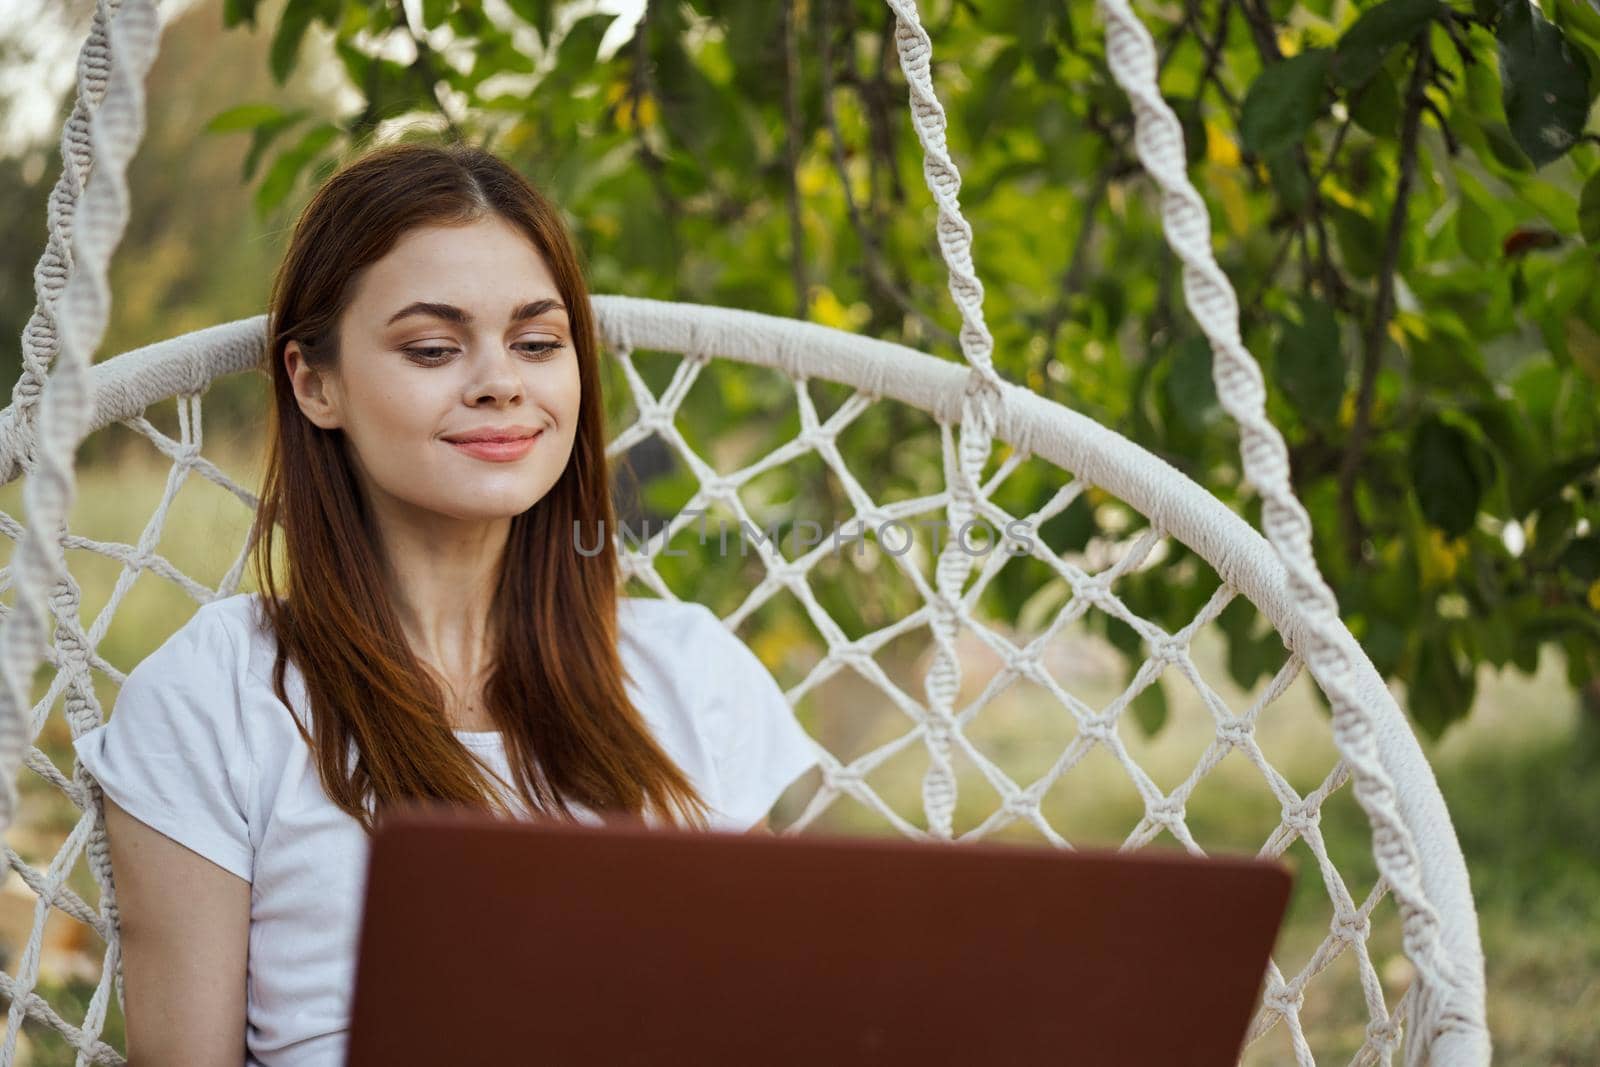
[210,0,1600,739]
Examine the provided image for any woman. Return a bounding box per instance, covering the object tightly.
[72,141,818,1066]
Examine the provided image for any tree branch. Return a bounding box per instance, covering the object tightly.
[388,0,465,142]
[1236,0,1283,62]
[628,1,682,230]
[817,0,957,349]
[1337,43,1432,566]
[780,0,809,320]
[1191,0,1240,110]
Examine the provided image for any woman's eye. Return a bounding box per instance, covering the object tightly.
[402,342,564,364]
[402,346,456,363]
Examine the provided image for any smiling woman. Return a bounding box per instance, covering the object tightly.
[69,142,818,1066]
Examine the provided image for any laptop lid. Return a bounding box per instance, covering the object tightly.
[346,807,1291,1065]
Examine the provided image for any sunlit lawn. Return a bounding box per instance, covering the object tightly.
[0,439,1594,1065]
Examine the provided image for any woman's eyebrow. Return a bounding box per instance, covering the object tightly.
[385,298,567,327]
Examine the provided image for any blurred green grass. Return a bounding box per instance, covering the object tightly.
[0,427,1594,1065]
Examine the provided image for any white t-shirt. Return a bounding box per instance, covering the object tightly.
[72,592,818,1066]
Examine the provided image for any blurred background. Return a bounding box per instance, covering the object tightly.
[0,0,1596,1062]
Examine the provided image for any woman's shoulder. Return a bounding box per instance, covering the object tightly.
[615,596,744,678]
[616,594,717,630]
[126,592,289,724]
[615,595,818,830]
[118,591,255,680]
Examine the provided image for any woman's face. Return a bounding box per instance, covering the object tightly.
[285,215,582,526]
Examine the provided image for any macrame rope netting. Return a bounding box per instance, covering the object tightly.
[879,0,1487,1060]
[1090,3,1486,1061]
[880,0,1007,843]
[0,0,158,1061]
[2,298,1477,1065]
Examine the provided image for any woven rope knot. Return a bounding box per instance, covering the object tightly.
[856,506,888,530]
[773,560,807,588]
[1280,802,1319,838]
[828,764,865,789]
[1262,983,1304,1017]
[1148,796,1186,827]
[1075,577,1113,609]
[698,476,734,505]
[1079,716,1115,744]
[1150,635,1186,664]
[637,403,670,433]
[1331,909,1371,945]
[1215,718,1253,747]
[1001,791,1035,819]
[1365,1017,1402,1053]
[834,643,872,672]
[1009,643,1042,675]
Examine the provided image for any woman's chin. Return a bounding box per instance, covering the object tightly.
[425,494,547,522]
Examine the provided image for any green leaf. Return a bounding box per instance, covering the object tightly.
[1265,147,1311,212]
[1166,335,1220,432]
[1412,323,1496,396]
[270,0,318,85]
[1277,298,1346,429]
[421,0,451,28]
[1349,69,1401,138]
[1463,53,1504,117]
[505,0,555,41]
[1332,0,1441,88]
[242,109,310,182]
[204,103,284,133]
[1363,616,1407,677]
[1560,535,1600,582]
[963,45,1022,147]
[1580,171,1600,243]
[1456,193,1498,263]
[335,38,372,91]
[1410,414,1493,537]
[255,122,340,218]
[1173,97,1208,169]
[1554,0,1600,43]
[1329,202,1382,277]
[1480,120,1535,171]
[1497,0,1592,167]
[1409,629,1476,738]
[1129,675,1169,737]
[222,0,261,28]
[1240,48,1333,157]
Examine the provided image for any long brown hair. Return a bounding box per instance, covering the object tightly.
[248,140,709,833]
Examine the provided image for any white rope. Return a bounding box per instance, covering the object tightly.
[880,0,1007,842]
[1091,2,1486,1061]
[2,0,123,462]
[0,1,160,1062]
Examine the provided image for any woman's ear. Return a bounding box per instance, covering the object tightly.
[284,339,343,430]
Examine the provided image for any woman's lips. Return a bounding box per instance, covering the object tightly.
[446,432,541,462]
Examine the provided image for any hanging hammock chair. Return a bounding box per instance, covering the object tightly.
[0,0,1489,1063]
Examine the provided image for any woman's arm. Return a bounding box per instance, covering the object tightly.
[747,817,770,834]
[103,794,250,1066]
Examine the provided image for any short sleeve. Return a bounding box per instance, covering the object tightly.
[72,604,255,882]
[692,606,820,832]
